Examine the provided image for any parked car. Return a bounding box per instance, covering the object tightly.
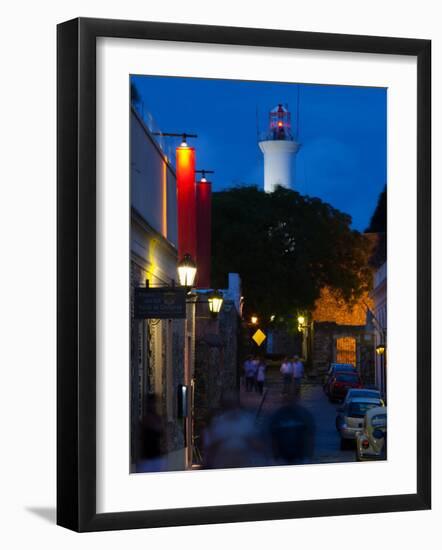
[328,371,362,402]
[336,389,384,430]
[356,406,387,460]
[343,388,383,405]
[327,363,355,375]
[323,363,356,395]
[338,398,383,449]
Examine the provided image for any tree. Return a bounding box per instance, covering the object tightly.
[366,185,386,233]
[212,186,372,320]
[365,185,387,268]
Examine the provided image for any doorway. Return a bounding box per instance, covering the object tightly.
[335,336,357,366]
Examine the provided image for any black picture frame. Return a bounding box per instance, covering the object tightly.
[57,17,431,532]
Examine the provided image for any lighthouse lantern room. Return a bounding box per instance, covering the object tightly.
[259,104,300,193]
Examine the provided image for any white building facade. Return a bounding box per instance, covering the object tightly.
[130,107,195,472]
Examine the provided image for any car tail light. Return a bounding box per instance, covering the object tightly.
[362,440,369,449]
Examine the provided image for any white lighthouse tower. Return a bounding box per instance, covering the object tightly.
[259,104,300,193]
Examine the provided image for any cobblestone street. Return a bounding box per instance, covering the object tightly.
[240,365,355,464]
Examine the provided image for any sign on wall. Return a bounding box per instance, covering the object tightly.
[134,287,186,319]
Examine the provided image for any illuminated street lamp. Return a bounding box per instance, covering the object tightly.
[375,343,387,402]
[297,315,308,332]
[251,316,258,325]
[177,253,197,288]
[376,344,386,355]
[208,290,224,317]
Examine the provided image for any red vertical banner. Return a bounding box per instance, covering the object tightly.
[176,146,197,263]
[196,179,212,288]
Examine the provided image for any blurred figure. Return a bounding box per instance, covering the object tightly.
[202,390,268,469]
[243,355,257,392]
[256,357,266,395]
[136,394,167,472]
[268,402,315,465]
[251,356,260,392]
[280,357,293,395]
[292,355,304,396]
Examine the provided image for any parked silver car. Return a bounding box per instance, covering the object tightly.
[336,389,384,430]
[338,398,384,449]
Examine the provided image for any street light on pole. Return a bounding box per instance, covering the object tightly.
[297,315,306,332]
[297,314,309,362]
[177,253,197,289]
[208,290,224,318]
[375,343,387,401]
[376,344,386,356]
[366,304,387,400]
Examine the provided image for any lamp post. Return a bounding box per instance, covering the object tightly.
[366,305,387,399]
[376,343,387,400]
[177,251,197,468]
[177,253,197,290]
[297,314,309,361]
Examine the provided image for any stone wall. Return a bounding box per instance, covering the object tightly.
[193,300,240,441]
[311,321,375,385]
[266,327,301,357]
[162,318,186,457]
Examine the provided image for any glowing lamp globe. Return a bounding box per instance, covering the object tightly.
[208,290,224,316]
[376,344,386,356]
[177,253,197,288]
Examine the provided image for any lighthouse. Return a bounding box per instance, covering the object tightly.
[259,104,300,193]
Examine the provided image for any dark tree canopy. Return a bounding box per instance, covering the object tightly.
[212,186,372,320]
[365,185,387,268]
[366,185,386,233]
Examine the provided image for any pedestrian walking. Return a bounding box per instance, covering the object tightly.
[280,357,293,395]
[292,355,304,396]
[256,358,266,395]
[251,356,260,392]
[202,390,267,469]
[243,355,257,392]
[268,401,315,465]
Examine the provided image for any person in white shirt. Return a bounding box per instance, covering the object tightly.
[280,357,293,395]
[256,358,266,395]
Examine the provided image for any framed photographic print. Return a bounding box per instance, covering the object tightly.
[57,17,431,532]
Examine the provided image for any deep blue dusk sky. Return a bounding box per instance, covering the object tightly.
[131,75,386,231]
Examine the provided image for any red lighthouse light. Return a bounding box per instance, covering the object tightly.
[268,103,292,140]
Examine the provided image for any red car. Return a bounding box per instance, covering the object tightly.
[328,372,362,402]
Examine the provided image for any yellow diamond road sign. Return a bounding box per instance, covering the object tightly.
[252,329,266,346]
